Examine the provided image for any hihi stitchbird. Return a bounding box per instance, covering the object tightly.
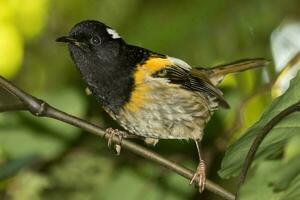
[56,20,268,192]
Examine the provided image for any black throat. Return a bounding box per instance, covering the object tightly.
[70,44,152,114]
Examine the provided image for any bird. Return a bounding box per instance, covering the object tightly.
[56,20,268,192]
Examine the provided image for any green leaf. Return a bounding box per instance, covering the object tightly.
[284,135,300,161]
[282,174,300,200]
[240,160,300,200]
[219,71,300,178]
[239,160,281,200]
[272,135,300,192]
[272,155,300,191]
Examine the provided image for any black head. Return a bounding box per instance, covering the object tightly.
[56,20,137,113]
[56,20,126,69]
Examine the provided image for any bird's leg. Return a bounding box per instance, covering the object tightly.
[190,139,206,193]
[105,128,139,155]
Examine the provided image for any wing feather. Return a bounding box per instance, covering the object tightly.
[152,57,230,108]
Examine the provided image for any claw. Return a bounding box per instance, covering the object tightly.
[105,128,127,155]
[190,159,206,193]
[144,138,159,146]
[115,144,121,156]
[106,128,115,148]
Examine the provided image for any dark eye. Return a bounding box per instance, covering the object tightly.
[90,36,101,45]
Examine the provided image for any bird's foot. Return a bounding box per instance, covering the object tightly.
[85,87,92,95]
[190,159,206,193]
[105,128,128,155]
[144,138,159,147]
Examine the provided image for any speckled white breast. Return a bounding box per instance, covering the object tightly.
[114,78,218,140]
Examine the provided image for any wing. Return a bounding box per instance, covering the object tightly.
[152,56,230,109]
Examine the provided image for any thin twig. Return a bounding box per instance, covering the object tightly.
[0,102,26,112]
[0,76,235,200]
[236,100,300,199]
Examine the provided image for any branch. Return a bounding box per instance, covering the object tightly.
[0,102,26,112]
[236,100,300,199]
[0,76,235,200]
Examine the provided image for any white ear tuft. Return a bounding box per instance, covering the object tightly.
[106,28,121,39]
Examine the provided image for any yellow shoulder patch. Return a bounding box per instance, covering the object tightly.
[124,57,171,112]
[134,57,172,84]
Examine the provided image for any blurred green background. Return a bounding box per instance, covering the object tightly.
[0,0,299,199]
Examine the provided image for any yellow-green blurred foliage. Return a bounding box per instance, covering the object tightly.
[0,0,48,78]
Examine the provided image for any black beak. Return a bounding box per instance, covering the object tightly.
[56,36,77,43]
[56,35,89,51]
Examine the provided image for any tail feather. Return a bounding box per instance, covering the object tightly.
[206,58,269,85]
